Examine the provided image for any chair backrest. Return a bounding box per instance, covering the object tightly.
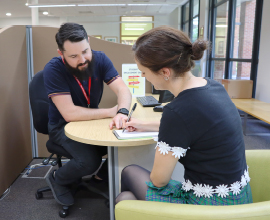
[246,150,270,203]
[29,70,49,135]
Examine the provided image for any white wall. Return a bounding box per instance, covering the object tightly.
[0,17,60,28]
[154,7,180,29]
[67,16,120,42]
[255,0,270,103]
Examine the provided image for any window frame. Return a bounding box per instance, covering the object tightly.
[206,0,264,97]
[181,0,200,42]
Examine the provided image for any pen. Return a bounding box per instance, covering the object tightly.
[122,103,137,133]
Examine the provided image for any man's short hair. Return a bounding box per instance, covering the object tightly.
[55,23,88,51]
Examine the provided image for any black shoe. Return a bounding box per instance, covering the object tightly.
[46,170,74,206]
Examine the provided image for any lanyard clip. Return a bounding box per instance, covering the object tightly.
[87,104,90,108]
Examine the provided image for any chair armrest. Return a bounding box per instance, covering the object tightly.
[115,200,270,220]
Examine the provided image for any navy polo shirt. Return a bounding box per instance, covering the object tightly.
[43,50,119,125]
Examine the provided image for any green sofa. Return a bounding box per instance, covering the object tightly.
[115,150,270,220]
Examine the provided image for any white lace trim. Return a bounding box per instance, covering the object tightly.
[182,167,251,198]
[155,141,189,159]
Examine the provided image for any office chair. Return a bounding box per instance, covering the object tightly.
[29,70,109,218]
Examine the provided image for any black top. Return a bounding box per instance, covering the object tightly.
[43,50,119,125]
[158,79,247,188]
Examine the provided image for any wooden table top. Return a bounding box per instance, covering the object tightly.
[231,98,270,124]
[65,95,163,147]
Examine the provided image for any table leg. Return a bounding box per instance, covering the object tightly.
[107,146,119,220]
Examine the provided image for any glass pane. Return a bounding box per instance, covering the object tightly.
[192,60,201,76]
[121,36,138,45]
[121,23,152,36]
[215,0,227,4]
[192,17,199,42]
[213,60,225,80]
[232,0,256,59]
[183,23,189,36]
[213,1,229,58]
[193,0,199,17]
[231,62,251,79]
[184,3,190,22]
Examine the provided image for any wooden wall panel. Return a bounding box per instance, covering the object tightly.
[0,26,32,196]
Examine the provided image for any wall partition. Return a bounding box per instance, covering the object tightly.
[0,26,32,197]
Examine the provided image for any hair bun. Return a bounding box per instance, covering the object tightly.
[191,39,208,60]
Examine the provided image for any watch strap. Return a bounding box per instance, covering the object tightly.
[117,108,129,116]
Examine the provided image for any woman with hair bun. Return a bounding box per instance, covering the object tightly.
[115,26,253,206]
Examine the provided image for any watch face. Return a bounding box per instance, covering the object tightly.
[118,108,129,115]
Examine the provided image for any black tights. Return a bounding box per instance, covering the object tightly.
[115,165,151,204]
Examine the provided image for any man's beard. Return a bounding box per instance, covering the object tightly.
[64,55,95,81]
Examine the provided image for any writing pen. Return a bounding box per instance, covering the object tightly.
[122,103,137,133]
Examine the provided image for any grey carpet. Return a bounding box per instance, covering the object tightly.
[0,113,269,220]
[0,159,110,220]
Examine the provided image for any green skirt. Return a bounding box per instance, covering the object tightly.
[145,180,253,205]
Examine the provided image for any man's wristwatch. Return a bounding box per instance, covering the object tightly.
[117,108,129,116]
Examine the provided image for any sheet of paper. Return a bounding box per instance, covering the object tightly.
[113,129,158,140]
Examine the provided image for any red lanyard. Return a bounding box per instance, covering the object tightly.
[74,76,92,108]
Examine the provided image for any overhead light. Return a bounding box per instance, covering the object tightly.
[127,4,165,6]
[125,28,144,30]
[78,4,126,7]
[216,25,227,27]
[25,3,28,6]
[125,24,147,26]
[43,11,49,15]
[27,3,180,8]
[6,13,11,16]
[29,4,76,8]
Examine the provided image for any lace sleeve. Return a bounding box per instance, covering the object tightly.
[155,141,190,159]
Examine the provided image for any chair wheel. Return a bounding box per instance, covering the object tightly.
[42,158,49,165]
[59,209,68,218]
[35,192,43,199]
[51,160,58,166]
[59,206,69,218]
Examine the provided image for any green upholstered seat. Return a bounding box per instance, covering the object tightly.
[115,150,270,220]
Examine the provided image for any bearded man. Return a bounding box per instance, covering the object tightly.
[43,23,131,206]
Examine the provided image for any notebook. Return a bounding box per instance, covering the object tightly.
[113,129,158,140]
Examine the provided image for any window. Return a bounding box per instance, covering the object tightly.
[181,0,201,76]
[181,0,200,42]
[207,0,263,96]
[120,16,154,45]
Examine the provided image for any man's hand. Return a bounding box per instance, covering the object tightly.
[109,113,128,130]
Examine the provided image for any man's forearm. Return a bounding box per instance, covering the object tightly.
[116,86,132,111]
[64,106,114,122]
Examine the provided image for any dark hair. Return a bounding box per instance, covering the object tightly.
[55,23,88,51]
[132,26,209,76]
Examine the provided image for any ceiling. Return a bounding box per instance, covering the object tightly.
[0,0,187,18]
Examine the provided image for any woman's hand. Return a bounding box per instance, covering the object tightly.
[122,118,160,132]
[122,117,147,132]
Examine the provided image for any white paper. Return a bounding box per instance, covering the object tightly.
[113,129,158,140]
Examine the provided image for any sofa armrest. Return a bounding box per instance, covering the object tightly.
[115,200,270,220]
